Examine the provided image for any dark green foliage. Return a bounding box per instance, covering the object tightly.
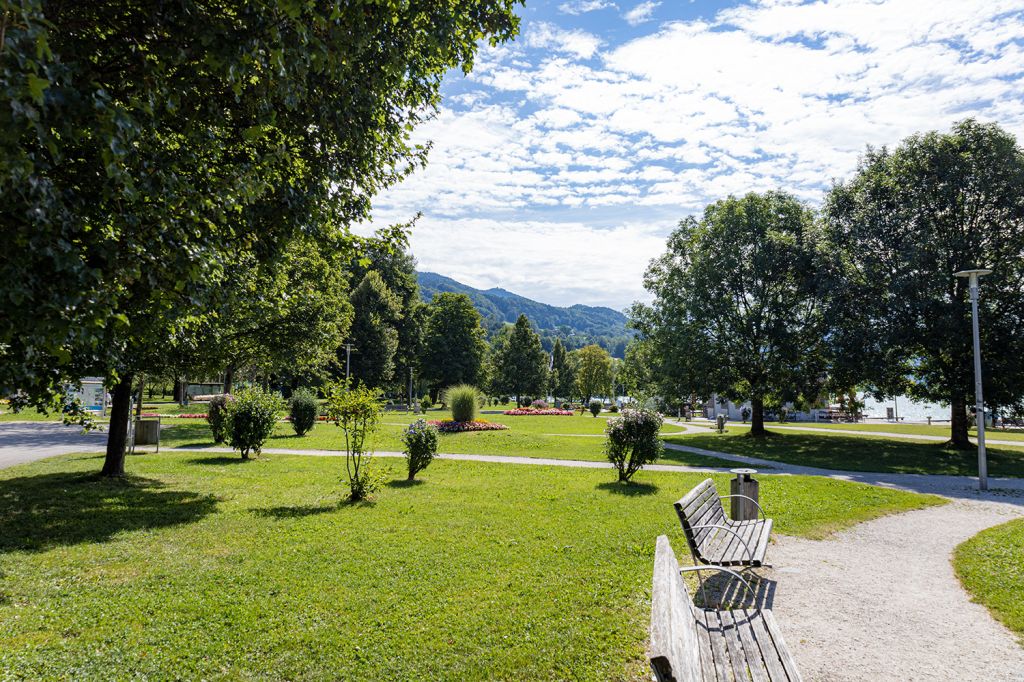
[606,409,664,482]
[289,388,319,437]
[822,119,1024,446]
[417,272,633,356]
[550,339,574,400]
[492,314,548,405]
[326,383,384,502]
[206,394,234,444]
[575,345,613,404]
[420,293,488,392]
[636,191,825,437]
[226,387,285,460]
[402,419,439,481]
[420,395,433,412]
[0,0,521,475]
[346,271,402,388]
[589,400,603,418]
[446,385,482,423]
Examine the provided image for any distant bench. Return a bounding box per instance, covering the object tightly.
[674,478,772,568]
[649,535,802,682]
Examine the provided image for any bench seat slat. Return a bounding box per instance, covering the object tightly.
[717,609,751,681]
[762,609,802,682]
[745,608,791,681]
[733,610,770,682]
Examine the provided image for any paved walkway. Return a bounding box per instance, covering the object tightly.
[0,422,108,470]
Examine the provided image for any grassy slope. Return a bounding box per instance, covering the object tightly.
[953,518,1024,642]
[159,414,746,469]
[0,452,944,680]
[665,430,1024,477]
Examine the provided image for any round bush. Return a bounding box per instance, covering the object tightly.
[402,418,439,480]
[589,400,602,417]
[289,387,319,436]
[206,394,234,444]
[605,408,664,482]
[226,386,284,459]
[420,395,433,412]
[445,384,482,423]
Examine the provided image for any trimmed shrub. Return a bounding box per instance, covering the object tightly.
[445,384,482,423]
[420,394,433,412]
[225,387,284,459]
[289,387,319,436]
[589,400,602,417]
[402,418,439,480]
[609,403,619,413]
[606,408,664,482]
[206,394,234,444]
[499,395,510,405]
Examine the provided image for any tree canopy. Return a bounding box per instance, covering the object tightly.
[637,191,825,436]
[491,314,548,405]
[347,271,402,390]
[822,119,1024,445]
[419,293,488,394]
[573,344,613,405]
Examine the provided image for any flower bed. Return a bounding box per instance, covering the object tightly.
[427,419,509,433]
[503,408,574,416]
[175,413,209,419]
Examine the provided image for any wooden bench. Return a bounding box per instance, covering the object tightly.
[674,479,772,568]
[649,535,802,682]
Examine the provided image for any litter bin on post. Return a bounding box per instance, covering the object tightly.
[729,468,759,521]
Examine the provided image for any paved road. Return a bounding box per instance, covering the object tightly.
[0,422,108,469]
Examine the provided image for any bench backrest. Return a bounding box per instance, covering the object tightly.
[650,535,702,682]
[673,479,726,561]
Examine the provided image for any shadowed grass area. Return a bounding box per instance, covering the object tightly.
[954,518,1024,642]
[664,431,1024,477]
[160,418,743,468]
[0,451,943,680]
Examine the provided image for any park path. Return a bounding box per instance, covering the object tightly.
[2,422,1024,679]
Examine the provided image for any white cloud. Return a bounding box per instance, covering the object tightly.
[372,0,1024,307]
[559,0,617,15]
[623,1,661,26]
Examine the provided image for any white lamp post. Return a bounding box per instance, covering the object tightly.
[954,268,992,491]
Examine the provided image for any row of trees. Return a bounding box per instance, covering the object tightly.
[630,120,1024,446]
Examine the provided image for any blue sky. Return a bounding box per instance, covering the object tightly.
[371,0,1024,311]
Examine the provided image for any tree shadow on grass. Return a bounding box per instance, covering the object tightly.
[253,504,337,519]
[186,456,248,466]
[0,472,217,553]
[386,478,425,489]
[596,480,660,496]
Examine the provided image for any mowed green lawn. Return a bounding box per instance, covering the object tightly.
[664,431,1024,477]
[159,413,747,469]
[722,420,1024,442]
[0,452,944,680]
[954,518,1024,642]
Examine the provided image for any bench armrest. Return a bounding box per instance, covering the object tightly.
[718,494,767,521]
[689,523,755,563]
[679,565,757,604]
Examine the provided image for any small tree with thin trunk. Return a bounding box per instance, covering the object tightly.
[326,383,383,502]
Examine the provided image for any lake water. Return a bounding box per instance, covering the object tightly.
[860,393,949,423]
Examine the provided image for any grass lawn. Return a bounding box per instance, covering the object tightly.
[722,420,1024,442]
[953,518,1024,643]
[158,414,746,469]
[664,430,1024,477]
[0,451,944,680]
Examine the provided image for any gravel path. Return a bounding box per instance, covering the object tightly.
[767,499,1024,681]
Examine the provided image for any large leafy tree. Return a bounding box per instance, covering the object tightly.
[639,192,826,436]
[419,293,488,395]
[492,314,548,405]
[549,338,574,400]
[619,337,656,400]
[0,1,521,475]
[573,344,613,404]
[823,119,1024,446]
[346,271,402,389]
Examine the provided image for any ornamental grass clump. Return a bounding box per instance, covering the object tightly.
[225,387,284,459]
[289,387,319,436]
[206,394,234,444]
[326,383,384,502]
[445,384,482,423]
[402,419,439,481]
[605,408,664,483]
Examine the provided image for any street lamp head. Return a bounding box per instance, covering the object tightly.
[953,268,993,278]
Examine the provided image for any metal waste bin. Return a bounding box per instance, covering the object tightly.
[729,468,759,521]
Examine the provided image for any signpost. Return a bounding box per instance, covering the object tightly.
[954,268,992,491]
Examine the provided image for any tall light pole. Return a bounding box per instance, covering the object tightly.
[954,268,992,491]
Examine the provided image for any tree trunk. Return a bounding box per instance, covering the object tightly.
[173,378,184,404]
[135,374,145,417]
[950,394,971,448]
[750,397,766,437]
[224,365,235,394]
[102,374,135,477]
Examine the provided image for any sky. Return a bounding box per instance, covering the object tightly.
[369,0,1024,311]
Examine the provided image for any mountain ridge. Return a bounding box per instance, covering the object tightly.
[416,271,632,356]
